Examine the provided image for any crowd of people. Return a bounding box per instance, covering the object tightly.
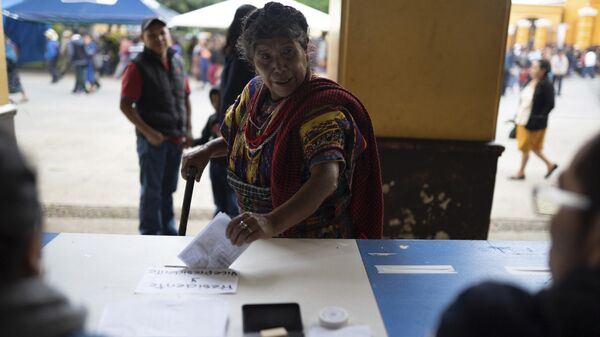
[7,19,329,105]
[42,29,109,93]
[503,44,599,96]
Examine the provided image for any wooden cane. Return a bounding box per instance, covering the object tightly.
[178,166,197,236]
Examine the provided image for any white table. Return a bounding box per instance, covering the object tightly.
[42,233,387,336]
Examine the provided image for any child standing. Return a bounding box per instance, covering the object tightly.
[194,88,239,217]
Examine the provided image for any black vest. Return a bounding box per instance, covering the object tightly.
[133,48,187,137]
[70,41,87,64]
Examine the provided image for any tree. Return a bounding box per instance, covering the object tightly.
[297,0,328,12]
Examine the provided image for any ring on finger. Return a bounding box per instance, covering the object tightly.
[239,220,249,231]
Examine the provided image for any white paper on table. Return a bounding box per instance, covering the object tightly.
[375,264,456,274]
[178,212,249,269]
[308,325,371,337]
[135,267,239,294]
[367,252,397,256]
[505,266,550,276]
[97,297,228,337]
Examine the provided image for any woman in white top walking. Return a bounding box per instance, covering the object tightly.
[511,59,558,180]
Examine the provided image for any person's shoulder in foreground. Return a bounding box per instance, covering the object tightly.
[436,281,543,337]
[437,268,600,337]
[0,131,107,337]
[436,132,600,337]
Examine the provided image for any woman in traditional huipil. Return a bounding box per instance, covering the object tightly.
[182,2,383,245]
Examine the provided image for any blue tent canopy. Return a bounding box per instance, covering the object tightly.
[2,0,178,63]
[3,17,49,64]
[3,0,178,25]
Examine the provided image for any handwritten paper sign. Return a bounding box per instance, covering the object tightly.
[135,267,239,294]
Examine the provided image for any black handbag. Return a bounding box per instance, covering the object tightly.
[509,125,517,139]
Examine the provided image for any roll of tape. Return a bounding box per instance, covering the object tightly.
[318,306,349,329]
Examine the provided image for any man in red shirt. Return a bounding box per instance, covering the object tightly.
[120,17,192,235]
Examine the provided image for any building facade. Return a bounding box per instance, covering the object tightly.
[509,0,600,50]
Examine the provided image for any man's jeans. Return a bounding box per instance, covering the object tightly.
[47,57,59,83]
[552,74,564,95]
[137,135,182,235]
[582,66,596,78]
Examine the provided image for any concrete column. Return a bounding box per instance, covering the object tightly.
[576,6,598,50]
[516,19,532,46]
[534,18,551,50]
[556,23,569,49]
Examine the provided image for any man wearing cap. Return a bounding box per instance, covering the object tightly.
[120,17,192,235]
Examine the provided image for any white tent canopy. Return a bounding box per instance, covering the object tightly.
[170,0,330,32]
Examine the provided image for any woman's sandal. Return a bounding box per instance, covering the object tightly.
[509,175,525,180]
[545,164,558,179]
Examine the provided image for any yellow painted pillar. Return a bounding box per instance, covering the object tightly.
[507,25,516,49]
[576,6,598,50]
[534,19,551,50]
[332,0,510,140]
[516,19,532,47]
[330,0,509,239]
[0,18,9,105]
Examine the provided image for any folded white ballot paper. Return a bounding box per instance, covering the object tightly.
[97,298,228,337]
[178,212,249,269]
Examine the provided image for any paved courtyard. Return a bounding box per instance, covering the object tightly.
[10,71,600,239]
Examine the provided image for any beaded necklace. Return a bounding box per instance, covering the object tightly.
[243,94,286,154]
[248,97,283,134]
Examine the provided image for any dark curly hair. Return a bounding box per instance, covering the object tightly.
[237,2,309,64]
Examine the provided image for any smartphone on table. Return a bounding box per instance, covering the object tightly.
[242,302,304,337]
